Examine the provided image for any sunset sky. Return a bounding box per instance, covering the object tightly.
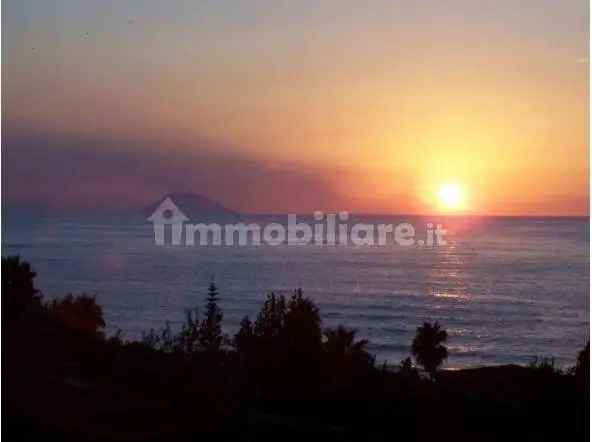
[3,0,589,215]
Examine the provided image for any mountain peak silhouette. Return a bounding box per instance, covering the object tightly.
[146,192,240,221]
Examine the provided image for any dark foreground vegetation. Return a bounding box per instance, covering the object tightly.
[3,256,589,441]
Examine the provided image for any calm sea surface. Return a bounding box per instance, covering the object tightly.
[2,214,589,368]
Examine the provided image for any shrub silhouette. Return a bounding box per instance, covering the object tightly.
[231,290,326,398]
[398,357,419,381]
[528,356,563,375]
[141,328,158,349]
[48,294,106,337]
[175,307,201,353]
[159,321,175,352]
[575,341,589,390]
[139,281,227,355]
[2,256,41,320]
[412,321,448,380]
[231,293,288,394]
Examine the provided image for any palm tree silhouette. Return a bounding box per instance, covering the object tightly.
[324,326,369,357]
[412,322,448,380]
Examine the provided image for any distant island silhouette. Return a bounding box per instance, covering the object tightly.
[145,192,241,221]
[2,192,243,222]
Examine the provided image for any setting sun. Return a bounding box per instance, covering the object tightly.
[437,183,465,211]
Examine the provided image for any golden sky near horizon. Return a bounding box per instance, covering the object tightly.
[3,1,589,215]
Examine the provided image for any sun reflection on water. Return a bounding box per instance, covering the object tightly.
[432,292,470,300]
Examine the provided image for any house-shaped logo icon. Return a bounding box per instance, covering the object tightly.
[147,197,189,245]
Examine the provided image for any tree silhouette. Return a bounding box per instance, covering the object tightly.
[233,315,254,356]
[323,325,374,386]
[285,289,322,353]
[198,280,224,352]
[283,290,324,395]
[233,315,255,385]
[2,256,41,320]
[49,294,105,337]
[176,307,201,353]
[253,292,286,341]
[528,356,562,375]
[412,321,448,380]
[323,325,371,362]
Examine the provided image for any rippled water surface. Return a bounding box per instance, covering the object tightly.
[3,214,589,368]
